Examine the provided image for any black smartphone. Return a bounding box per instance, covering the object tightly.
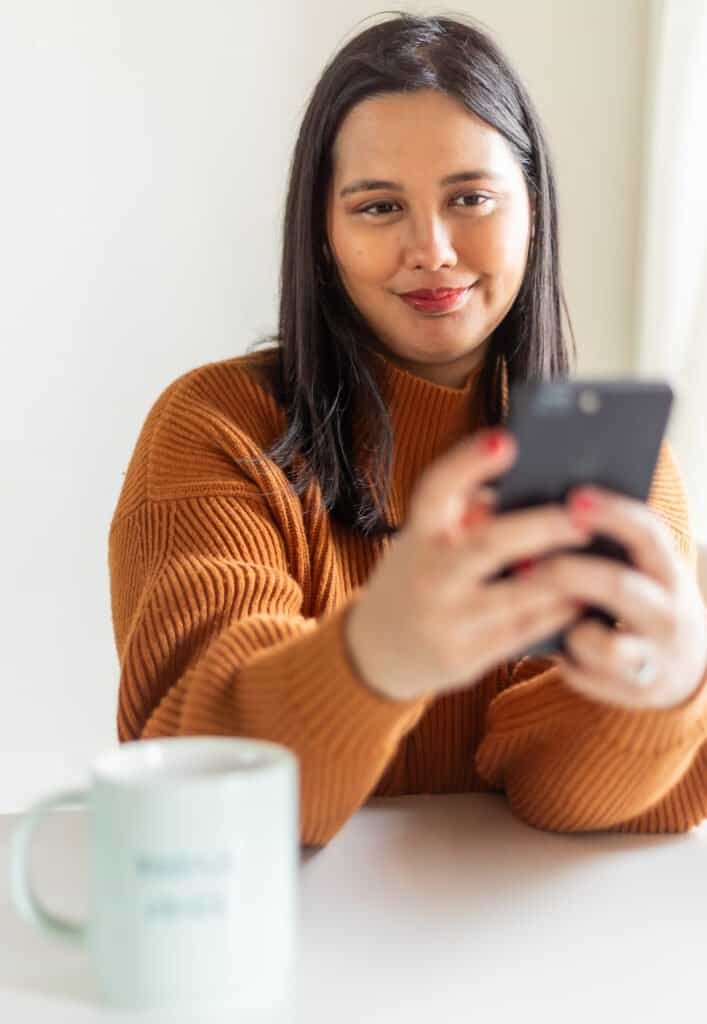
[491,377,674,657]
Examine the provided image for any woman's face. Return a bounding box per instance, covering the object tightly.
[326,89,535,389]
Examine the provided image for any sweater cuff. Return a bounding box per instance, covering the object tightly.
[597,661,707,754]
[484,659,707,757]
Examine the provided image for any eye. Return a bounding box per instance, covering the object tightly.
[357,193,490,216]
[358,200,400,216]
[450,192,490,209]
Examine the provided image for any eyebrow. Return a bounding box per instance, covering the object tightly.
[339,169,506,198]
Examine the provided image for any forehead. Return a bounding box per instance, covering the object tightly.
[331,89,520,184]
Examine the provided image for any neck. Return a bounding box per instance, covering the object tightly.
[362,345,487,528]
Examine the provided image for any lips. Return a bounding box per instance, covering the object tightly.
[399,283,476,313]
[401,287,470,299]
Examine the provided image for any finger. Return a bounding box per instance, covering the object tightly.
[409,428,516,541]
[567,486,679,589]
[507,600,581,659]
[455,505,590,585]
[463,585,581,671]
[529,554,676,642]
[458,486,498,529]
[555,651,663,710]
[563,619,664,689]
[455,571,576,622]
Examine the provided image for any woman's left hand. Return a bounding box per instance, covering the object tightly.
[529,486,707,710]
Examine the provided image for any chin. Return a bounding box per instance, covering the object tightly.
[395,344,473,365]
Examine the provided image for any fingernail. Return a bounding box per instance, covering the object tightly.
[570,490,598,514]
[483,430,508,454]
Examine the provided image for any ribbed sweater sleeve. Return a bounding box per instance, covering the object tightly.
[475,440,707,833]
[108,363,430,846]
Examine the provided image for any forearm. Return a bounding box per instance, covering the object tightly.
[475,662,707,832]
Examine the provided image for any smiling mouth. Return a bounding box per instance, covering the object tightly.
[401,284,476,299]
[398,282,477,314]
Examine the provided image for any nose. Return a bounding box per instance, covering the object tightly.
[403,213,458,271]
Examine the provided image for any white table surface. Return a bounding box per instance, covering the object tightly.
[2,792,706,1023]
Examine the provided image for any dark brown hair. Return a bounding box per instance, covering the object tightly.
[247,11,576,537]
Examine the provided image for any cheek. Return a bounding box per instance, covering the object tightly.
[339,238,396,285]
[330,210,408,284]
[468,217,529,274]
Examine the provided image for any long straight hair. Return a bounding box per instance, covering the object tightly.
[247,12,576,537]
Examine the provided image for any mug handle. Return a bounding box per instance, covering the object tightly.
[10,788,88,945]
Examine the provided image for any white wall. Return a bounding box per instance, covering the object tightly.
[0,0,651,812]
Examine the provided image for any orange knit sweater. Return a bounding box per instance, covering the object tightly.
[109,346,707,844]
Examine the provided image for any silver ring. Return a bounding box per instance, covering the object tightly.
[633,651,658,687]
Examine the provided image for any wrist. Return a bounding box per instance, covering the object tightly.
[344,602,415,703]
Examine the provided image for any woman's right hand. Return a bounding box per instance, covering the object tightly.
[345,427,592,702]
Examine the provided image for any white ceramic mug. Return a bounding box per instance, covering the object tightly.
[9,736,299,1012]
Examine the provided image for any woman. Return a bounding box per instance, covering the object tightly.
[109,14,707,845]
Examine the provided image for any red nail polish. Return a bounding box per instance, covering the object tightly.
[483,430,507,454]
[571,492,597,514]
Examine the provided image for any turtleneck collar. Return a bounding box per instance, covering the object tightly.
[366,347,487,528]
